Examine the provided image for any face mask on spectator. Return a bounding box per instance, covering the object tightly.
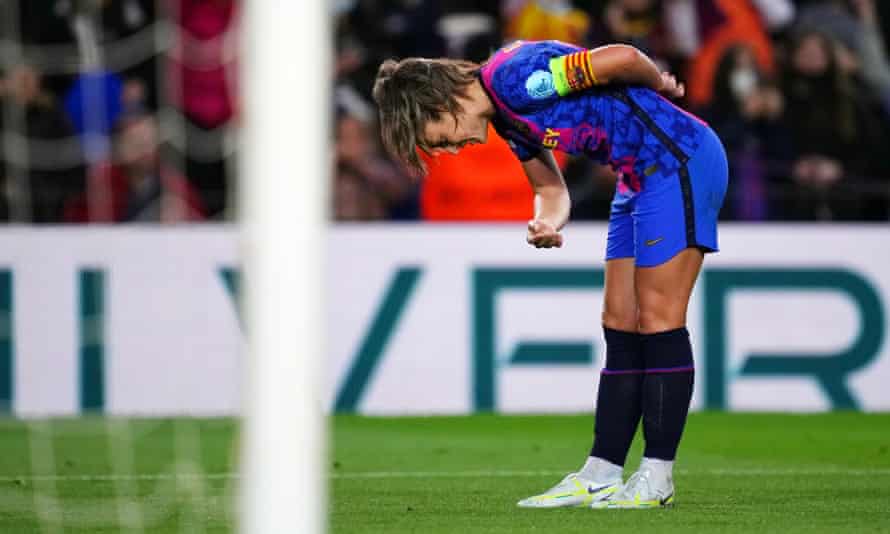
[730,68,757,100]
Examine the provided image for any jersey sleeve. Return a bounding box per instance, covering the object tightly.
[487,41,606,161]
[490,41,589,114]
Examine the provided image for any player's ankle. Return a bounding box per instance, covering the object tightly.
[639,456,674,481]
[580,455,623,482]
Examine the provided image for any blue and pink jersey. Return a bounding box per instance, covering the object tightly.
[477,40,708,197]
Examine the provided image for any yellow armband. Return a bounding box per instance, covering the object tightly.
[549,50,599,96]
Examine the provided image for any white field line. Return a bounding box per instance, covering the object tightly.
[1,467,889,483]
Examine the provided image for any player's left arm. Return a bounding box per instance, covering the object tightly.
[522,149,569,249]
[549,44,685,98]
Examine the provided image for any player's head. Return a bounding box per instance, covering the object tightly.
[372,58,491,175]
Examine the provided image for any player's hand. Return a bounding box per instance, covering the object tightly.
[658,72,685,99]
[526,219,563,249]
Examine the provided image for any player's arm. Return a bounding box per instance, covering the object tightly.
[549,45,684,98]
[522,149,569,249]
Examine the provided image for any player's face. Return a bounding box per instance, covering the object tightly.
[421,110,488,156]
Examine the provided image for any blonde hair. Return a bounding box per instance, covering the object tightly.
[372,57,479,174]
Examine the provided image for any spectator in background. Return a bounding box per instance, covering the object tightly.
[333,163,386,221]
[701,45,791,220]
[121,77,150,114]
[168,0,236,130]
[334,110,417,221]
[58,0,157,161]
[167,0,238,217]
[335,13,373,92]
[63,70,124,161]
[437,6,499,59]
[45,0,156,100]
[337,0,451,103]
[684,0,784,108]
[587,0,671,60]
[503,0,590,44]
[782,30,890,220]
[795,0,890,113]
[357,0,447,60]
[0,64,84,222]
[64,113,205,222]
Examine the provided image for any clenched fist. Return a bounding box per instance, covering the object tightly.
[658,72,685,99]
[526,219,563,249]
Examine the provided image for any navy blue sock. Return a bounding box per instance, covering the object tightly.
[590,327,644,467]
[640,327,695,461]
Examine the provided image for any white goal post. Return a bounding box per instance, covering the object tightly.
[239,2,328,533]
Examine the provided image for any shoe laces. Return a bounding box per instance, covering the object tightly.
[549,472,585,493]
[616,469,652,500]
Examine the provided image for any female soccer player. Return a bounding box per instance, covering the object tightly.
[372,40,728,509]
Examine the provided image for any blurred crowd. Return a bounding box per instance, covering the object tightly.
[335,0,890,222]
[1,1,889,223]
[0,0,234,223]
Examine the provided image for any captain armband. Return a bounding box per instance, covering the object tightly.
[548,50,600,96]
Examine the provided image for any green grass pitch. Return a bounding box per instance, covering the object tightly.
[0,413,888,532]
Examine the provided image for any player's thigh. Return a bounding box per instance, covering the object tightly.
[603,258,637,331]
[630,184,705,332]
[603,193,637,331]
[631,127,726,332]
[634,247,703,333]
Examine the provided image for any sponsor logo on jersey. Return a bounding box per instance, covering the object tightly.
[542,128,560,149]
[525,70,556,99]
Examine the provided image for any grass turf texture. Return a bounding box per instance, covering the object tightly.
[0,414,887,532]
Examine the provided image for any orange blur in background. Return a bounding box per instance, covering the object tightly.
[420,124,569,221]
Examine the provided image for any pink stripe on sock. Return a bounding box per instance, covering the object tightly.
[644,366,695,374]
[601,368,645,375]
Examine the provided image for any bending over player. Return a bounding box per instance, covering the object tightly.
[372,40,728,509]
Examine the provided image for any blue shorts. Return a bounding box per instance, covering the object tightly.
[605,126,728,267]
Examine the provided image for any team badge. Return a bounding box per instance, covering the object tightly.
[525,70,556,99]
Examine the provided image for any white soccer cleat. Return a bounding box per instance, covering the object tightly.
[516,472,620,508]
[590,466,674,509]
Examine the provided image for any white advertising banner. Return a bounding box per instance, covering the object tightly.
[0,224,887,416]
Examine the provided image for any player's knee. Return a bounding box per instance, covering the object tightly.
[636,283,692,333]
[602,307,637,333]
[637,305,684,334]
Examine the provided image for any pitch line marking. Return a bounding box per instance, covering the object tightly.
[333,468,890,478]
[1,467,890,483]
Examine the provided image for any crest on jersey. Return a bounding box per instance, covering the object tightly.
[525,70,556,99]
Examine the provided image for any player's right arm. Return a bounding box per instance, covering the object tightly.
[522,149,569,249]
[550,44,685,98]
